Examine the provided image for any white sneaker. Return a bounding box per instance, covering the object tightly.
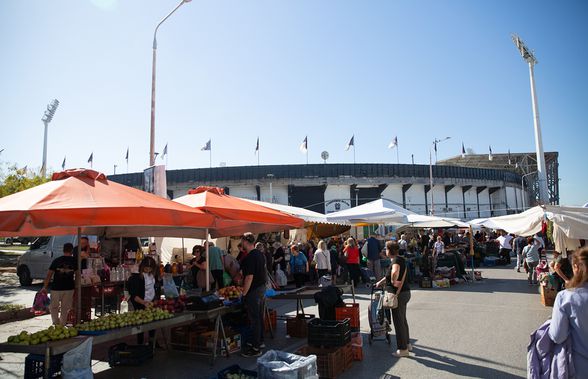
[407,343,413,352]
[393,349,410,357]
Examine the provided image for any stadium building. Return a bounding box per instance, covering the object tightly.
[110,151,559,220]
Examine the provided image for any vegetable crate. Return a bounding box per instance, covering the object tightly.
[297,344,346,379]
[286,314,314,338]
[307,318,351,348]
[335,303,360,329]
[24,353,63,379]
[264,308,277,333]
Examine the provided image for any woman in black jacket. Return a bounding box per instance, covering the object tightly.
[128,256,159,345]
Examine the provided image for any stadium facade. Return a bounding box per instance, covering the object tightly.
[109,151,560,220]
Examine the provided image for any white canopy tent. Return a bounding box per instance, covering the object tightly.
[406,214,472,229]
[243,199,333,224]
[469,205,588,255]
[325,198,413,225]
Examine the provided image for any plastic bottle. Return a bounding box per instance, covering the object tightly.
[120,292,129,313]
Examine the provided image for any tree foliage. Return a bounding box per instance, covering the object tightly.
[0,165,49,198]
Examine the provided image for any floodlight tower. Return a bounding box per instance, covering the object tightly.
[512,34,549,204]
[40,99,60,177]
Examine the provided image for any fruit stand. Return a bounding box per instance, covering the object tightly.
[0,309,193,379]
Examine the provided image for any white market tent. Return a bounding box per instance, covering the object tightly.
[326,198,413,225]
[243,199,333,224]
[469,205,588,254]
[406,214,472,229]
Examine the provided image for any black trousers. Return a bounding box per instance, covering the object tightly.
[317,269,329,278]
[391,291,411,350]
[499,248,512,264]
[244,285,265,349]
[212,269,224,290]
[347,264,361,287]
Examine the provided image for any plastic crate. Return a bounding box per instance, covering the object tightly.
[297,345,345,379]
[351,344,363,361]
[307,318,351,348]
[108,343,153,367]
[335,303,360,329]
[286,314,314,338]
[217,364,258,379]
[24,354,63,379]
[264,308,277,333]
[541,286,556,307]
[342,342,353,370]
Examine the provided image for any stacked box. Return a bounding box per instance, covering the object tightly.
[297,345,345,379]
[307,318,351,348]
[286,314,314,338]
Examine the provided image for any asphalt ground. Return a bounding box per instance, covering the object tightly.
[0,262,552,379]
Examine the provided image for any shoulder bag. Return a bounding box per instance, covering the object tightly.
[382,263,407,310]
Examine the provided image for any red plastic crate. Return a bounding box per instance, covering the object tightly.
[335,303,360,329]
[352,344,363,361]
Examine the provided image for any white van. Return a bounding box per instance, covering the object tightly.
[16,235,137,286]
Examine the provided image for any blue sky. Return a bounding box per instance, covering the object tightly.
[0,0,586,205]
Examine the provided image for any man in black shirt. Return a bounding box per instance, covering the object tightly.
[240,232,267,357]
[42,243,77,325]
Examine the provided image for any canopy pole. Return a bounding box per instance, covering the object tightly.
[76,227,82,324]
[119,237,124,292]
[181,238,185,265]
[205,229,210,292]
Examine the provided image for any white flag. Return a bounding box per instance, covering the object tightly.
[201,139,211,151]
[388,136,398,149]
[461,143,466,158]
[488,146,493,161]
[299,136,308,153]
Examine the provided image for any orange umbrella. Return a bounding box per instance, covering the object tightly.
[0,169,215,236]
[174,186,304,237]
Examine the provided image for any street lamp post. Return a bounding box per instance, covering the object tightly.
[149,0,192,167]
[429,137,450,215]
[512,34,549,204]
[521,171,538,210]
[40,99,59,177]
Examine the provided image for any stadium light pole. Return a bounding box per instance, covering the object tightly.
[512,34,549,204]
[40,99,60,177]
[149,0,191,167]
[429,137,450,215]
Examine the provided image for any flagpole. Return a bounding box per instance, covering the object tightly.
[353,146,356,164]
[396,147,399,164]
[258,150,260,166]
[209,148,212,168]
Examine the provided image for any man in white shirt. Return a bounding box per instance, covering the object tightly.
[496,231,513,265]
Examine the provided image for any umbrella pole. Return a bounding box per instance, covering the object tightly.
[205,229,210,292]
[76,227,82,324]
[182,238,185,265]
[119,237,124,292]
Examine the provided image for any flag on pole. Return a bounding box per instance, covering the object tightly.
[299,136,308,153]
[162,143,168,159]
[201,139,211,151]
[255,137,259,154]
[87,152,93,164]
[508,149,511,165]
[61,156,66,170]
[434,141,437,153]
[488,146,493,161]
[345,135,355,151]
[461,143,466,158]
[388,136,398,149]
[125,147,129,162]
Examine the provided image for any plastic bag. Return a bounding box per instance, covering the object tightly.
[62,336,93,379]
[31,291,51,315]
[257,350,318,379]
[162,273,179,298]
[274,267,288,287]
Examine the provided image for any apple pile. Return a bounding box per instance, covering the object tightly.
[6,325,78,345]
[76,308,172,332]
[223,372,256,379]
[218,286,243,299]
[154,295,186,314]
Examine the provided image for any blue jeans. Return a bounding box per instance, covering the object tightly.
[244,285,265,349]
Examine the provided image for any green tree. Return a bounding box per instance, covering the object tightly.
[0,165,50,198]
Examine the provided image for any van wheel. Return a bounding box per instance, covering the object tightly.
[18,266,32,286]
[5,238,13,245]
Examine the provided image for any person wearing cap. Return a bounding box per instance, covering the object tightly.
[240,233,267,357]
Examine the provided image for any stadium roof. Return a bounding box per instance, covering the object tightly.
[439,151,558,175]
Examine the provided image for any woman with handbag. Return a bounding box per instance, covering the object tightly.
[376,240,411,357]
